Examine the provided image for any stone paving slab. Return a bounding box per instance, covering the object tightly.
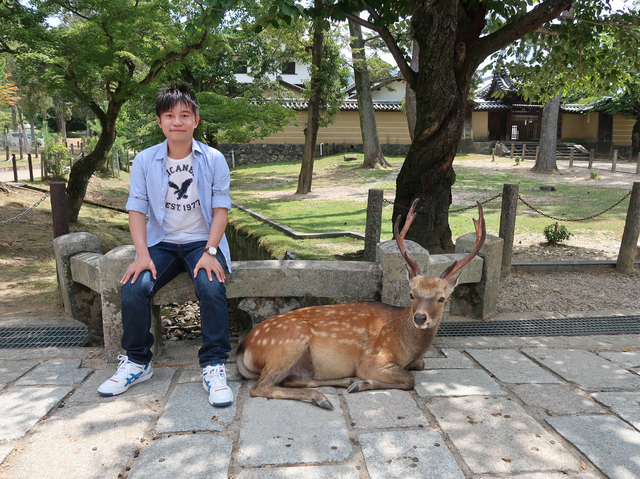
[358,429,465,479]
[155,381,241,434]
[14,359,91,386]
[599,351,640,368]
[435,335,640,351]
[482,474,599,479]
[0,360,39,390]
[422,349,475,369]
[591,392,640,431]
[237,394,350,466]
[236,465,361,478]
[0,386,72,443]
[0,347,99,361]
[0,445,14,464]
[510,384,604,416]
[523,349,640,391]
[5,401,157,479]
[467,349,561,384]
[344,390,429,430]
[129,434,232,479]
[547,415,640,479]
[178,363,241,383]
[68,367,176,403]
[428,396,581,475]
[413,369,506,398]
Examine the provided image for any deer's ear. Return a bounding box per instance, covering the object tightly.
[446,272,462,291]
[405,264,416,281]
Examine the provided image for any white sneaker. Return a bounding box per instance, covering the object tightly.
[98,355,153,396]
[203,363,234,407]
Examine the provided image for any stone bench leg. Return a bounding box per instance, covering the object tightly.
[450,233,503,319]
[53,233,103,344]
[99,246,163,363]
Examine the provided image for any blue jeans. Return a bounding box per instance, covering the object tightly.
[121,241,230,367]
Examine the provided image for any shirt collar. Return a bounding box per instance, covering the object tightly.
[153,138,203,161]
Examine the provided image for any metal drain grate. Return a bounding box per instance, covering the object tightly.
[438,315,640,337]
[0,327,89,348]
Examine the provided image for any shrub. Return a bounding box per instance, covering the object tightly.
[543,222,573,245]
[590,169,599,180]
[44,142,71,180]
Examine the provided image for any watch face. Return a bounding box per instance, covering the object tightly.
[207,247,217,255]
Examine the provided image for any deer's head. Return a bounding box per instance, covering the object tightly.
[394,198,486,330]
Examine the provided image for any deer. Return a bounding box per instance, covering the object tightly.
[236,199,486,409]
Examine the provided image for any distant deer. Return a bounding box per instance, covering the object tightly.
[236,199,486,409]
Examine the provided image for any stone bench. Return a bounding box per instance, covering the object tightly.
[53,232,502,361]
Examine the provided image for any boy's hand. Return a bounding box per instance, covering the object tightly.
[194,253,225,283]
[121,255,157,285]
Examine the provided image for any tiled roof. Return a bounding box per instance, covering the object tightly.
[280,99,403,111]
[473,100,510,111]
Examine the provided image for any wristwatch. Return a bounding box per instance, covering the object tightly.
[204,246,217,257]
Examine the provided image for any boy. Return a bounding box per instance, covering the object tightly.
[98,83,233,407]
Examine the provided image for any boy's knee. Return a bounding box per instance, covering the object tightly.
[121,273,154,300]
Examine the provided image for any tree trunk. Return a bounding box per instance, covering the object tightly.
[391,2,482,253]
[66,102,122,222]
[17,105,32,151]
[405,40,419,142]
[632,119,639,154]
[348,19,390,169]
[531,93,561,173]
[11,104,18,132]
[296,9,324,195]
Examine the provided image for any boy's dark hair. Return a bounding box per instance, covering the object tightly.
[156,83,199,118]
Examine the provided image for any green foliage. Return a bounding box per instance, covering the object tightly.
[44,142,71,179]
[543,222,574,245]
[514,156,522,165]
[590,169,599,179]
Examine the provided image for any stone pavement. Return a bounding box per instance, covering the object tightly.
[1,315,640,479]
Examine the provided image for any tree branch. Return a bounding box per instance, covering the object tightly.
[140,31,208,86]
[477,0,572,60]
[343,12,416,88]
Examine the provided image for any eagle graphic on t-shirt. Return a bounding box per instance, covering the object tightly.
[168,178,193,200]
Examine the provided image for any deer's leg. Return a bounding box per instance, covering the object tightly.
[348,363,415,393]
[250,373,334,409]
[406,358,425,371]
[281,376,356,388]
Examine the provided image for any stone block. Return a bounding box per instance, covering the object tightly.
[422,349,475,369]
[7,400,157,479]
[178,363,241,383]
[237,394,351,466]
[344,389,429,429]
[427,253,482,283]
[155,382,241,433]
[69,251,101,292]
[429,396,580,475]
[450,232,503,319]
[413,369,506,398]
[52,232,102,343]
[523,349,640,392]
[591,392,640,430]
[0,360,40,390]
[236,297,301,327]
[599,351,640,368]
[0,445,14,464]
[15,359,92,386]
[359,429,465,479]
[130,434,232,479]
[510,384,604,416]
[0,386,72,443]
[467,349,561,384]
[236,465,360,479]
[377,240,429,307]
[547,415,640,479]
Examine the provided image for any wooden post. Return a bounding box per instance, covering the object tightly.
[5,145,9,162]
[364,189,384,262]
[499,184,519,278]
[612,150,618,172]
[569,147,575,168]
[12,154,18,182]
[50,182,70,239]
[510,144,514,159]
[588,149,595,170]
[522,145,526,160]
[616,181,640,274]
[609,143,614,161]
[27,153,33,182]
[535,146,539,162]
[34,142,38,158]
[637,152,640,175]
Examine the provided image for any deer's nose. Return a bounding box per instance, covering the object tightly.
[414,314,427,326]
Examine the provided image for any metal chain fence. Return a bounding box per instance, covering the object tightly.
[0,192,50,226]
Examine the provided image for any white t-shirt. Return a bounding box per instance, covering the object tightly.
[162,152,210,244]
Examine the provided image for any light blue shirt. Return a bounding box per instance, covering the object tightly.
[126,139,232,271]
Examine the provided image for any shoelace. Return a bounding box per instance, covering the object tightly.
[204,365,226,388]
[113,354,141,379]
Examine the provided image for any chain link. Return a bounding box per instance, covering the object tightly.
[0,192,50,226]
[383,193,502,213]
[517,192,632,222]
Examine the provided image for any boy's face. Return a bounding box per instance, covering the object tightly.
[156,102,199,145]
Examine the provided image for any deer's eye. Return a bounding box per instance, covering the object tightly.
[409,293,414,300]
[438,297,446,303]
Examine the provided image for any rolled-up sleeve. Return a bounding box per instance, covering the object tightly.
[125,153,149,214]
[210,150,232,210]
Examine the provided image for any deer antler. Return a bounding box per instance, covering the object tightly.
[440,201,486,280]
[394,197,421,277]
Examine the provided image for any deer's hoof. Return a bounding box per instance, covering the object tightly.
[311,397,333,410]
[347,379,370,393]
